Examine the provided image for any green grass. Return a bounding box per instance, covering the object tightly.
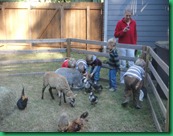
[0,52,157,132]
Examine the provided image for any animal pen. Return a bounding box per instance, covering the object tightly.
[0,38,169,132]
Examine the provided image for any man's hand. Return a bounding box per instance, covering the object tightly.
[123,26,130,32]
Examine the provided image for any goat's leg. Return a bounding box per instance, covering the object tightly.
[41,86,47,99]
[49,87,55,99]
[59,93,62,106]
[63,92,66,103]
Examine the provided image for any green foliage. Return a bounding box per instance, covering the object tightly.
[0,0,102,2]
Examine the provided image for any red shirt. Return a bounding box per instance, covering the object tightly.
[61,60,69,67]
[114,18,137,44]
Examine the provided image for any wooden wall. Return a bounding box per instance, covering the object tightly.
[0,2,103,50]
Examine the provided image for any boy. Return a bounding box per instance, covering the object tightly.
[86,54,102,85]
[76,59,88,76]
[61,58,76,68]
[122,58,146,109]
[104,38,120,91]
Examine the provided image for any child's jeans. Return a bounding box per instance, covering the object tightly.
[90,66,101,83]
[109,68,117,89]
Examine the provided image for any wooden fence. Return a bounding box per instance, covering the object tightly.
[0,38,169,132]
[0,2,103,50]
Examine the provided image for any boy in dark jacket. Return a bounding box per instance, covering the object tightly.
[86,54,102,85]
[104,38,120,91]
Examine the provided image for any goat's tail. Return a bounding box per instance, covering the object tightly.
[80,111,88,119]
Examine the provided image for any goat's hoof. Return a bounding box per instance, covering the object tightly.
[121,102,128,107]
[135,105,142,109]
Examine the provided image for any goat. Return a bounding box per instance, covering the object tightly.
[64,111,89,132]
[41,72,77,107]
[89,92,98,105]
[82,76,103,93]
[17,86,28,110]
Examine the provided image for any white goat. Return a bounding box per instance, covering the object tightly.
[41,72,77,107]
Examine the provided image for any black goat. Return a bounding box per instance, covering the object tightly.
[82,77,103,93]
[89,92,98,105]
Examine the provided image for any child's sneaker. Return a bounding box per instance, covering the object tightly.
[109,88,116,92]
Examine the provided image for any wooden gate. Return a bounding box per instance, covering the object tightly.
[0,2,103,50]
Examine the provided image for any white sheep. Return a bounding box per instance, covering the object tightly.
[41,72,77,107]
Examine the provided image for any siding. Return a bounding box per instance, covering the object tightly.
[106,0,169,47]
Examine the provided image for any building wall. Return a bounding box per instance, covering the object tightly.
[106,0,169,47]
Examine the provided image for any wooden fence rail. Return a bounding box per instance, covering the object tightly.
[0,38,169,132]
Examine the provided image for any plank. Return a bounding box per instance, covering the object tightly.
[147,93,162,132]
[147,73,167,118]
[0,58,64,66]
[0,48,66,54]
[148,62,168,99]
[0,39,67,44]
[148,46,169,75]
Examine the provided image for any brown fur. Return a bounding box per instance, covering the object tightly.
[58,112,89,132]
[123,75,143,108]
[41,72,77,107]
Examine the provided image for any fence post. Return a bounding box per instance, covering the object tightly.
[165,96,169,132]
[143,46,149,87]
[66,38,71,58]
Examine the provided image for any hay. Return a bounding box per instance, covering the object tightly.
[0,86,16,121]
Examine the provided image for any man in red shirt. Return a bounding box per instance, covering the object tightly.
[114,9,137,83]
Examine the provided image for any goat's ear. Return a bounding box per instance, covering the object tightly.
[74,94,77,97]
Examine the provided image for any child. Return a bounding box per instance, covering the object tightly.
[76,59,88,76]
[86,54,102,85]
[61,58,76,68]
[122,58,146,109]
[104,38,120,91]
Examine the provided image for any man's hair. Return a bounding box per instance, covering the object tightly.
[124,8,132,14]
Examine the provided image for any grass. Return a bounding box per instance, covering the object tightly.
[0,52,157,132]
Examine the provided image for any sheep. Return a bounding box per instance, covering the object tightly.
[41,72,77,107]
[55,68,84,90]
